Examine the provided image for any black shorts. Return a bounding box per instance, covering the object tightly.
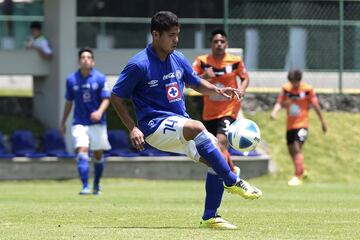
[203,116,236,136]
[286,128,308,145]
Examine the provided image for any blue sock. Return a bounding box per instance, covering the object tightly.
[77,153,89,188]
[93,158,105,190]
[203,169,224,220]
[194,130,237,186]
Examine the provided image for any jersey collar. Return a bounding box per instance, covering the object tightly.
[77,68,95,79]
[146,43,172,62]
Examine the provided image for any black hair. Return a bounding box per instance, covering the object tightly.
[150,11,179,34]
[210,29,227,41]
[78,47,94,59]
[30,21,42,30]
[288,69,302,82]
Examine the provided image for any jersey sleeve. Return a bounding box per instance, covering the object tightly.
[64,78,74,101]
[100,75,110,99]
[179,54,201,87]
[277,88,286,104]
[236,59,249,80]
[308,88,319,105]
[192,57,204,75]
[112,62,142,99]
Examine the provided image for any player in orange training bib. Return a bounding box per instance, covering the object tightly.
[271,69,327,186]
[193,29,249,176]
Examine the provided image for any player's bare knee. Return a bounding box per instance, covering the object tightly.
[184,120,206,140]
[193,120,206,133]
[93,151,103,160]
[217,135,228,150]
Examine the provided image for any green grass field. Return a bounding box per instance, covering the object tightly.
[0,89,32,97]
[1,178,359,240]
[1,111,360,239]
[249,111,360,182]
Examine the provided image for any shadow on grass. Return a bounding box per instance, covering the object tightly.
[91,226,198,229]
[90,226,240,230]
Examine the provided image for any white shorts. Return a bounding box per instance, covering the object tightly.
[71,124,111,151]
[146,116,216,162]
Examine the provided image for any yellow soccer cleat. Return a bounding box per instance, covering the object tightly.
[251,185,263,196]
[288,176,303,186]
[199,216,237,230]
[224,178,262,200]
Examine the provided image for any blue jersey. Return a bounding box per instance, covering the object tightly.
[112,44,201,137]
[65,68,110,126]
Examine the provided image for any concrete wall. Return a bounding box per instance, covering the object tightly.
[0,155,269,180]
[0,50,50,75]
[2,50,360,91]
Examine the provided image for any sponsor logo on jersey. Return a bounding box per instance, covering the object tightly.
[92,82,99,90]
[175,70,182,80]
[82,90,91,102]
[148,120,156,128]
[289,103,300,116]
[225,65,233,74]
[73,85,79,91]
[148,79,159,88]
[163,72,175,80]
[165,82,181,103]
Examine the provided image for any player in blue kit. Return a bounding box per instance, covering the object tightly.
[60,47,111,195]
[111,11,262,229]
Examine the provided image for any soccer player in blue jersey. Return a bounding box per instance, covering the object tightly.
[60,47,111,195]
[111,11,262,229]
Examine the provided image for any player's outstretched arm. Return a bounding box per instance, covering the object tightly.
[191,79,242,100]
[110,93,145,150]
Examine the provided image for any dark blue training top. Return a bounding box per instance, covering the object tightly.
[112,44,201,137]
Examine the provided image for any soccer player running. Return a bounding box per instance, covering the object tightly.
[60,48,111,195]
[111,11,262,229]
[193,29,249,177]
[270,69,327,186]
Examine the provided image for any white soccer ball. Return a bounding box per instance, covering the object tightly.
[227,118,261,152]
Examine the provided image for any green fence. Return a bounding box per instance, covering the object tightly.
[223,0,360,92]
[1,0,360,92]
[227,1,347,70]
